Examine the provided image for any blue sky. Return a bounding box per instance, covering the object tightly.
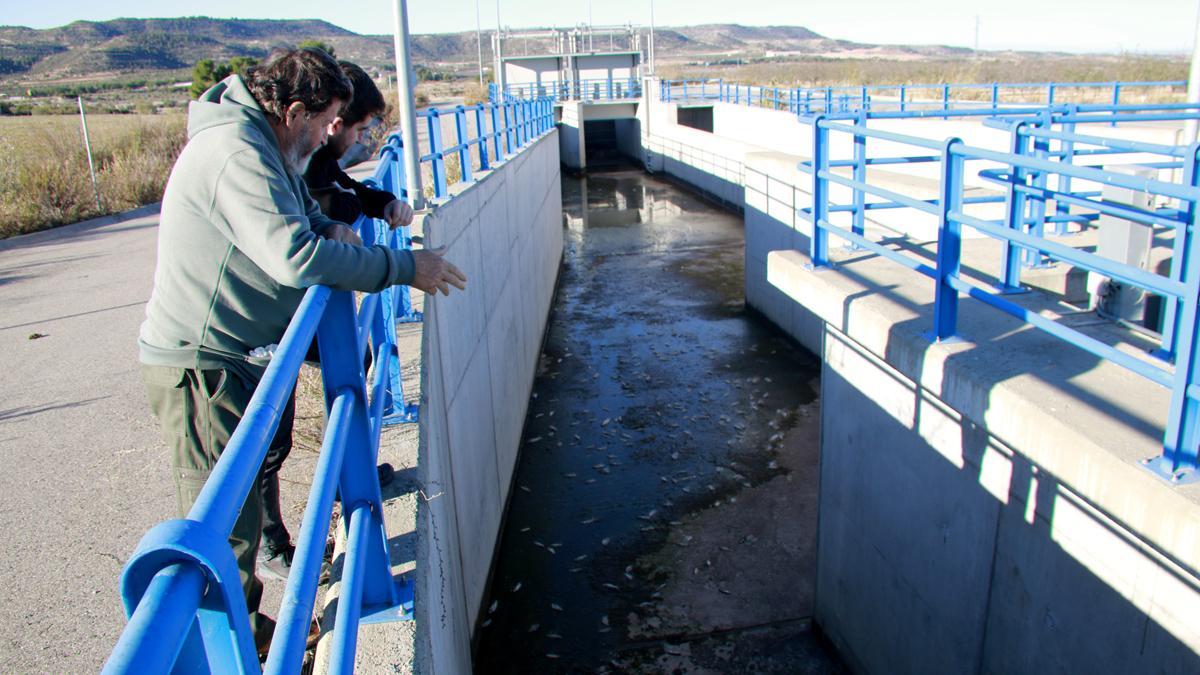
[2,0,1196,54]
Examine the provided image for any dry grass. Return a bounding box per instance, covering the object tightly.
[0,113,186,238]
[659,54,1189,102]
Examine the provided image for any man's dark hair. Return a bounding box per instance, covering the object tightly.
[338,62,387,126]
[245,47,353,121]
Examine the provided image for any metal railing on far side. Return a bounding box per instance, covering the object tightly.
[792,114,1200,484]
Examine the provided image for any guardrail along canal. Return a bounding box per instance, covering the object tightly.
[475,169,841,673]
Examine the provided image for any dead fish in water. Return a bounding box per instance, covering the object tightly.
[601,615,610,626]
[533,540,545,548]
[580,517,597,525]
[488,600,498,613]
[564,472,577,478]
[546,653,560,659]
[519,485,532,492]
[482,618,492,627]
[528,624,540,632]
[519,526,531,532]
[547,633,563,640]
[512,582,522,592]
[574,554,588,561]
[550,603,563,611]
[601,537,611,546]
[528,437,542,443]
[601,418,611,426]
[602,582,620,591]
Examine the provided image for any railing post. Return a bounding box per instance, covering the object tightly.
[426,110,447,199]
[1161,144,1200,360]
[454,105,472,184]
[999,121,1031,292]
[1053,104,1078,235]
[810,115,830,267]
[1153,145,1200,483]
[991,83,999,111]
[1024,110,1052,267]
[900,85,907,113]
[824,88,832,114]
[503,101,514,153]
[316,291,402,673]
[852,109,868,239]
[1111,82,1121,126]
[933,139,965,340]
[474,104,490,171]
[942,83,950,112]
[1048,83,1057,105]
[683,80,688,100]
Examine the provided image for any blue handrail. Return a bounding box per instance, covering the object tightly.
[105,99,560,673]
[789,112,1200,483]
[661,78,1188,115]
[417,97,555,200]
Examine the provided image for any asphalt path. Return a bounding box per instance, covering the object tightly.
[0,206,173,672]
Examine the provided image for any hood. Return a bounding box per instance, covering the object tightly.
[186,74,276,142]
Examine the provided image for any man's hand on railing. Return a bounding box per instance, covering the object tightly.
[324,223,363,246]
[383,199,415,229]
[410,247,467,296]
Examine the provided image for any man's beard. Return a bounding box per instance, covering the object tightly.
[283,142,316,175]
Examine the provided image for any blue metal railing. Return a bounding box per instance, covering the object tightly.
[417,97,555,199]
[104,106,558,673]
[490,77,643,103]
[790,112,1200,482]
[661,79,1188,115]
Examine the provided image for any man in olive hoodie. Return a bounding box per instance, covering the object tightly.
[138,47,465,652]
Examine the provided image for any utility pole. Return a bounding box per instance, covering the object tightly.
[649,0,656,76]
[475,0,485,87]
[495,0,504,94]
[391,0,424,209]
[1185,2,1200,144]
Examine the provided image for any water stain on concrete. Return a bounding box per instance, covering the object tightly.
[474,169,841,674]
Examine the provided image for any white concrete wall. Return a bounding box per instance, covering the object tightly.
[504,57,563,91]
[559,101,585,170]
[575,53,638,83]
[415,130,563,674]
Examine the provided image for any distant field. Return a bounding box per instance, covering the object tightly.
[0,113,186,238]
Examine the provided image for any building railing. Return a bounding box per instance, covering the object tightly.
[792,112,1200,482]
[661,79,1188,115]
[103,105,558,673]
[490,77,643,103]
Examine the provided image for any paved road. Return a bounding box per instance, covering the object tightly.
[0,206,171,672]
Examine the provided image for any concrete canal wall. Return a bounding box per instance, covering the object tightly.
[415,130,563,672]
[629,91,1200,674]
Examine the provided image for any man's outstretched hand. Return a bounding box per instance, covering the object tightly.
[410,247,467,296]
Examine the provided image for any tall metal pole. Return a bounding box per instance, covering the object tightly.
[77,96,101,211]
[649,0,656,76]
[475,0,485,87]
[1185,2,1200,144]
[391,0,425,209]
[495,0,504,94]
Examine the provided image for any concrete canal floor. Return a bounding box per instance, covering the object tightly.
[474,169,842,673]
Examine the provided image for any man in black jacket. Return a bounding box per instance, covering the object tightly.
[304,61,414,230]
[257,61,419,581]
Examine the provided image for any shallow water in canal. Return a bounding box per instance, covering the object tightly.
[474,169,841,673]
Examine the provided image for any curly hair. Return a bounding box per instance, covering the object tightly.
[245,47,353,121]
[338,61,388,127]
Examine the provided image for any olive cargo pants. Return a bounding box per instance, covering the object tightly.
[140,364,274,647]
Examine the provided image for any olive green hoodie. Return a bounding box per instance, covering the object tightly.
[138,75,414,382]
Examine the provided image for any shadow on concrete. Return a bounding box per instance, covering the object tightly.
[819,357,1199,673]
[0,299,147,332]
[0,397,111,424]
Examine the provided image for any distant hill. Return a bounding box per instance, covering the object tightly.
[0,17,972,84]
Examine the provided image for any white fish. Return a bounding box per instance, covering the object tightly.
[512,582,522,592]
[551,603,563,611]
[489,600,498,613]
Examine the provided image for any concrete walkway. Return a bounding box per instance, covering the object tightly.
[0,201,385,672]
[0,206,171,672]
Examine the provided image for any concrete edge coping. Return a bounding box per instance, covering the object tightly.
[766,245,1200,572]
